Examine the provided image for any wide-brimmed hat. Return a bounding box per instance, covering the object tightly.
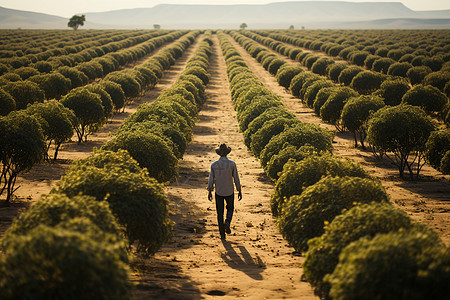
[215,143,231,156]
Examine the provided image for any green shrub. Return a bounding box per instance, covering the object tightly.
[276,66,303,89]
[271,155,371,217]
[264,145,319,181]
[313,87,338,115]
[57,66,89,88]
[237,95,283,132]
[341,95,385,148]
[0,225,131,300]
[183,66,210,85]
[311,57,334,76]
[440,150,450,175]
[25,100,75,160]
[387,62,413,77]
[102,130,178,183]
[320,87,359,130]
[367,104,435,179]
[60,88,105,143]
[406,66,432,85]
[350,71,384,95]
[372,57,395,74]
[304,203,413,299]
[0,111,46,204]
[84,84,114,118]
[425,129,450,171]
[375,78,410,106]
[423,56,444,71]
[34,61,53,73]
[304,79,334,108]
[14,66,39,80]
[327,227,447,300]
[28,73,71,100]
[290,72,318,97]
[104,71,141,100]
[3,81,45,110]
[0,88,15,115]
[364,55,381,69]
[338,67,363,86]
[259,122,334,168]
[327,63,347,82]
[279,176,389,252]
[423,71,450,92]
[402,85,448,114]
[250,117,299,157]
[268,59,286,75]
[55,157,171,254]
[100,80,126,112]
[350,51,369,67]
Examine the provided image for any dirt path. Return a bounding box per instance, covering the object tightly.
[131,34,318,300]
[0,35,204,238]
[227,34,450,245]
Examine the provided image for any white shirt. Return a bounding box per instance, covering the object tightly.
[207,156,241,197]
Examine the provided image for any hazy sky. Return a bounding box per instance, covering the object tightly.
[1,0,449,17]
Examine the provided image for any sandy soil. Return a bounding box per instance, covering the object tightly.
[0,31,448,300]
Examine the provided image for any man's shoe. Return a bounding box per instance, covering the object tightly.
[224,220,231,234]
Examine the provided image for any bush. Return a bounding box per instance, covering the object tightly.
[311,57,335,76]
[440,150,450,175]
[105,71,141,101]
[264,145,319,181]
[0,88,15,115]
[57,66,89,88]
[276,66,303,89]
[0,111,46,204]
[367,104,435,179]
[387,62,413,77]
[183,66,210,85]
[101,80,126,112]
[320,87,359,130]
[3,81,45,110]
[304,79,334,108]
[402,85,448,114]
[0,225,131,300]
[14,66,39,80]
[350,71,384,95]
[327,63,347,82]
[267,59,286,75]
[313,87,338,115]
[55,153,172,254]
[375,78,410,106]
[237,95,283,132]
[341,95,385,148]
[28,73,71,100]
[271,155,371,217]
[425,129,450,171]
[423,71,450,92]
[84,84,114,118]
[327,227,447,300]
[60,88,105,143]
[259,122,334,168]
[338,66,363,86]
[279,176,389,252]
[250,117,299,157]
[304,203,414,299]
[25,100,75,160]
[406,66,433,85]
[372,57,395,74]
[102,130,178,183]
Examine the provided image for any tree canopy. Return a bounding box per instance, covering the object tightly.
[68,15,86,31]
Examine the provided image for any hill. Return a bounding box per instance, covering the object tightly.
[0,1,449,29]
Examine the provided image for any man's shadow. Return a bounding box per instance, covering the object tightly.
[220,239,265,280]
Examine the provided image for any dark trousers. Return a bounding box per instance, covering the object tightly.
[215,193,234,237]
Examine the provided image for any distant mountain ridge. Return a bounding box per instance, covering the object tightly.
[1,1,449,29]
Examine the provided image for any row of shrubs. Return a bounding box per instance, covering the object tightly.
[260,30,450,72]
[0,31,200,205]
[0,31,187,114]
[242,30,450,98]
[0,30,172,70]
[0,31,213,299]
[231,31,450,178]
[219,31,450,300]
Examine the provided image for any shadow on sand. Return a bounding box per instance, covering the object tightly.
[220,239,265,280]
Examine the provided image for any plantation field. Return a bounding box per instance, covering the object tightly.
[0,30,449,299]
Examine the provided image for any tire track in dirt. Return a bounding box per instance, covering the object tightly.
[227,34,450,245]
[132,34,318,299]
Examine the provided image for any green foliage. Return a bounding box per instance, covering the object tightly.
[338,67,363,86]
[14,66,39,80]
[100,80,126,112]
[102,130,178,183]
[425,129,450,171]
[237,95,283,132]
[0,225,131,299]
[304,203,413,299]
[271,155,371,217]
[0,111,46,203]
[183,66,210,85]
[350,71,384,95]
[407,66,432,85]
[105,71,141,101]
[276,66,303,89]
[367,104,436,179]
[341,95,385,148]
[68,14,86,30]
[28,73,71,100]
[25,100,75,160]
[422,71,450,92]
[372,57,395,74]
[327,63,347,82]
[304,79,334,108]
[3,81,45,110]
[267,59,286,75]
[57,66,89,88]
[311,57,334,76]
[440,150,450,175]
[290,72,318,97]
[0,88,15,115]
[375,78,410,106]
[387,62,413,77]
[401,84,448,114]
[84,84,114,118]
[313,87,337,115]
[327,227,447,300]
[320,87,359,130]
[54,153,172,254]
[279,176,389,252]
[60,88,105,143]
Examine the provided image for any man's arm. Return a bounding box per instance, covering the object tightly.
[207,165,214,201]
[233,163,242,201]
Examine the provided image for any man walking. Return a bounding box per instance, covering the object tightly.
[208,143,242,240]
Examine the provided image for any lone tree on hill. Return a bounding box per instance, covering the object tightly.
[68,15,86,30]
[153,24,161,30]
[240,23,248,30]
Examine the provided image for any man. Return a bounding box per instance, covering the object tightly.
[207,143,242,240]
